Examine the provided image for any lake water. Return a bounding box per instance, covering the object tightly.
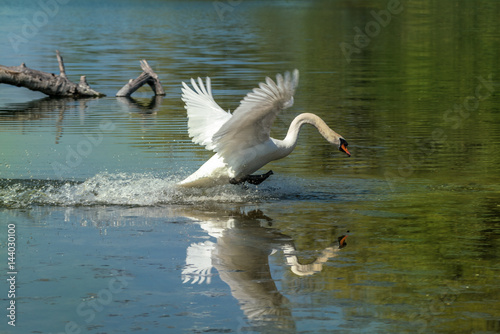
[1,1,499,333]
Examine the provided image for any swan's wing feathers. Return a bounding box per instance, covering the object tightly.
[212,70,299,163]
[235,71,296,115]
[181,77,232,150]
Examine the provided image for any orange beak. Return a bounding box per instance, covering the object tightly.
[338,234,348,248]
[340,143,351,157]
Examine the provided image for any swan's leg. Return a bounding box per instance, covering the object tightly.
[246,170,274,185]
[229,178,242,185]
[229,170,274,185]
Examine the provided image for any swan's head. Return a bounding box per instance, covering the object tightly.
[338,138,350,156]
[288,113,351,157]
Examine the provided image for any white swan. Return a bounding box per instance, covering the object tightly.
[177,70,350,188]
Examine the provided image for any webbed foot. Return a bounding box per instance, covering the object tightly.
[229,170,274,185]
[246,170,274,185]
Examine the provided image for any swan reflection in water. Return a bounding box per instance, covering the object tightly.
[181,209,348,330]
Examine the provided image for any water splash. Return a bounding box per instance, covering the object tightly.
[0,172,355,208]
[0,172,294,208]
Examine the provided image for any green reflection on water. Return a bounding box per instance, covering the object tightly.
[0,0,499,333]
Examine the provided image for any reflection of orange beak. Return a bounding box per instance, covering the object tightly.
[338,235,348,248]
[340,143,351,157]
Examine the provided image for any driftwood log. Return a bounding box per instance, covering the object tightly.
[0,51,104,98]
[116,60,165,97]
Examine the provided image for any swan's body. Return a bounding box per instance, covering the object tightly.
[178,70,350,188]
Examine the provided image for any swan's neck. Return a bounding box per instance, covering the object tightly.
[281,113,339,153]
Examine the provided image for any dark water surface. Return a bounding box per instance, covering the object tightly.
[1,1,499,333]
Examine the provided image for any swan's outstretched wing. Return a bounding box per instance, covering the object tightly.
[181,77,232,150]
[212,69,299,162]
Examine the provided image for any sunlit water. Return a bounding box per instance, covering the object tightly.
[1,1,499,333]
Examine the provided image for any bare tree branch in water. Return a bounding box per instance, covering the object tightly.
[0,50,105,98]
[116,60,165,97]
